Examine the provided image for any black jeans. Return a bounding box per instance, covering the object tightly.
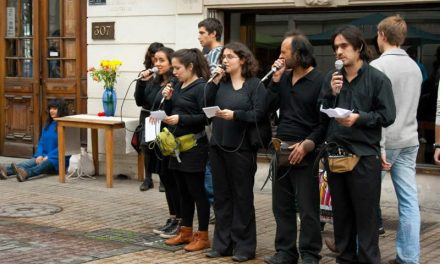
[173,170,210,231]
[328,155,381,264]
[210,146,257,258]
[158,156,181,218]
[272,154,322,262]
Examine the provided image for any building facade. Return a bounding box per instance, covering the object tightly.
[1,0,440,176]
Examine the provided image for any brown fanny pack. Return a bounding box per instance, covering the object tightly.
[271,138,309,167]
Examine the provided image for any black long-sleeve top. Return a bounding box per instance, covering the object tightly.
[163,78,207,137]
[134,78,163,124]
[206,77,267,151]
[267,69,327,146]
[320,62,396,156]
[163,78,209,172]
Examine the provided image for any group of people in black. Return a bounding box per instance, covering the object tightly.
[134,16,397,264]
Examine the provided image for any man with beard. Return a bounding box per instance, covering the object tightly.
[264,31,327,264]
[321,25,395,263]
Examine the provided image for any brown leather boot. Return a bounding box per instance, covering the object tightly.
[184,231,210,252]
[164,226,192,246]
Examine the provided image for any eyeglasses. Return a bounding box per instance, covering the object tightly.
[221,54,239,60]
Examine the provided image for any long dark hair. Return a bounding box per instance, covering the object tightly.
[143,42,164,69]
[284,30,316,68]
[220,42,259,79]
[172,48,210,81]
[331,25,371,62]
[46,99,68,129]
[154,46,174,85]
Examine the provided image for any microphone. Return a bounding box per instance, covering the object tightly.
[207,64,226,83]
[135,67,158,80]
[334,60,344,95]
[334,60,343,74]
[160,77,178,104]
[261,65,281,82]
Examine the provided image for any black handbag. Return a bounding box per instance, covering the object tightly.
[131,124,144,153]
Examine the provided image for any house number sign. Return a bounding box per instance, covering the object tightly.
[92,22,115,40]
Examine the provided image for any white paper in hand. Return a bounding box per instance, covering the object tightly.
[202,106,221,118]
[150,110,167,120]
[320,105,352,118]
[144,117,161,142]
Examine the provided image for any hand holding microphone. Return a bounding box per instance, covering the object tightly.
[208,64,226,84]
[161,77,177,102]
[136,67,158,81]
[264,59,285,83]
[331,59,344,96]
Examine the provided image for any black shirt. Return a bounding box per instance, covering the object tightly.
[267,69,327,145]
[164,78,207,137]
[206,77,267,151]
[164,78,209,172]
[320,62,396,156]
[134,78,163,123]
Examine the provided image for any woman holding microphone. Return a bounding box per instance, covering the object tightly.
[205,42,267,262]
[134,46,183,238]
[161,48,211,252]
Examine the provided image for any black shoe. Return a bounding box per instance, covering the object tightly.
[206,250,222,258]
[152,218,173,235]
[379,226,386,235]
[232,255,254,262]
[12,164,28,182]
[264,252,296,264]
[139,178,153,191]
[159,219,180,238]
[302,255,319,264]
[159,181,165,192]
[0,165,8,180]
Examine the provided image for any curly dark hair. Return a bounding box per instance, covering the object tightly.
[220,42,259,79]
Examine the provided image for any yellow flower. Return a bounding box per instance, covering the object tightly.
[89,59,123,89]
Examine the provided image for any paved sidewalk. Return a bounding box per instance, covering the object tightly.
[0,158,439,263]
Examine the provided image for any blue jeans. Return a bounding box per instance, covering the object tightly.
[6,158,55,178]
[204,161,214,205]
[386,146,420,264]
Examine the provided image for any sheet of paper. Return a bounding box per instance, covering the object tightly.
[202,106,221,118]
[144,117,161,142]
[150,110,167,120]
[320,105,353,118]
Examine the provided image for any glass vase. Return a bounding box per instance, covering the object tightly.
[102,87,117,117]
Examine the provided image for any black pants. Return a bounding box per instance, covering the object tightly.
[272,154,322,262]
[173,170,210,231]
[210,146,257,258]
[158,156,181,218]
[328,155,381,264]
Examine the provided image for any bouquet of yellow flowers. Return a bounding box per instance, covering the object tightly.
[88,59,123,89]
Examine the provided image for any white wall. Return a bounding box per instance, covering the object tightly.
[86,0,204,178]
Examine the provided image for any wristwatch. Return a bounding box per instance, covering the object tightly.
[434,143,440,149]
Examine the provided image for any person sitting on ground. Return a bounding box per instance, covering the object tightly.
[0,99,69,182]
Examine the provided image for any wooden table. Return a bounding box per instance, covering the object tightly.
[55,115,144,188]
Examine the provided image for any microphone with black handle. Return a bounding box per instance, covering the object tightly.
[207,64,226,83]
[135,67,158,81]
[160,76,178,104]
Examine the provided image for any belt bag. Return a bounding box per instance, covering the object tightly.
[271,138,308,167]
[327,154,360,173]
[157,127,204,162]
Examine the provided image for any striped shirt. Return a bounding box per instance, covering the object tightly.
[206,46,223,74]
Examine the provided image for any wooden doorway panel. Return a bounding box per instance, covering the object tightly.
[1,0,86,157]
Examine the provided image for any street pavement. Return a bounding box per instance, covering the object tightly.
[0,156,439,264]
